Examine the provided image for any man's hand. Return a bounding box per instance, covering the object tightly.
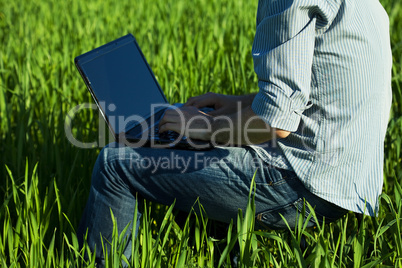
[158,106,213,141]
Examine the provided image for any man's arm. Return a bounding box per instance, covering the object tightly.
[184,92,257,116]
[210,105,290,145]
[158,93,290,146]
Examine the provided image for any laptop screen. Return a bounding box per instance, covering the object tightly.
[76,35,168,135]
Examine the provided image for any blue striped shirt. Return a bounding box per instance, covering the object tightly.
[250,0,392,216]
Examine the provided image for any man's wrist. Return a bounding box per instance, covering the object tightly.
[209,115,233,145]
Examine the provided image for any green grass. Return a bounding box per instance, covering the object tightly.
[0,0,401,266]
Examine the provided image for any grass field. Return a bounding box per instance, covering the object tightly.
[0,0,401,266]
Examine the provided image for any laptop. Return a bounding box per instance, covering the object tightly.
[75,33,212,150]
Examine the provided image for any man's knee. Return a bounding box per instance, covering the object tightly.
[91,143,132,189]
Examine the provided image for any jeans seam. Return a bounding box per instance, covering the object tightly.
[268,176,297,187]
[255,199,300,230]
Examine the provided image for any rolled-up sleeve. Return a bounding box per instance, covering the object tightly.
[251,0,337,131]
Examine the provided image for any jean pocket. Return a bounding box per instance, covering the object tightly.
[255,198,316,230]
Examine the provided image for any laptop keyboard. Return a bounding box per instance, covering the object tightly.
[152,124,183,141]
[152,105,213,141]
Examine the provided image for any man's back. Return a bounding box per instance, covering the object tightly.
[251,0,392,215]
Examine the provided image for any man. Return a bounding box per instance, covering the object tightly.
[78,0,392,265]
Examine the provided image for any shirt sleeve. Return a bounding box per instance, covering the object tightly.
[251,0,338,132]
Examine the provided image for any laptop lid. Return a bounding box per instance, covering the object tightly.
[74,34,168,138]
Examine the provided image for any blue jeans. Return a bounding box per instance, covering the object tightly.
[77,143,347,265]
